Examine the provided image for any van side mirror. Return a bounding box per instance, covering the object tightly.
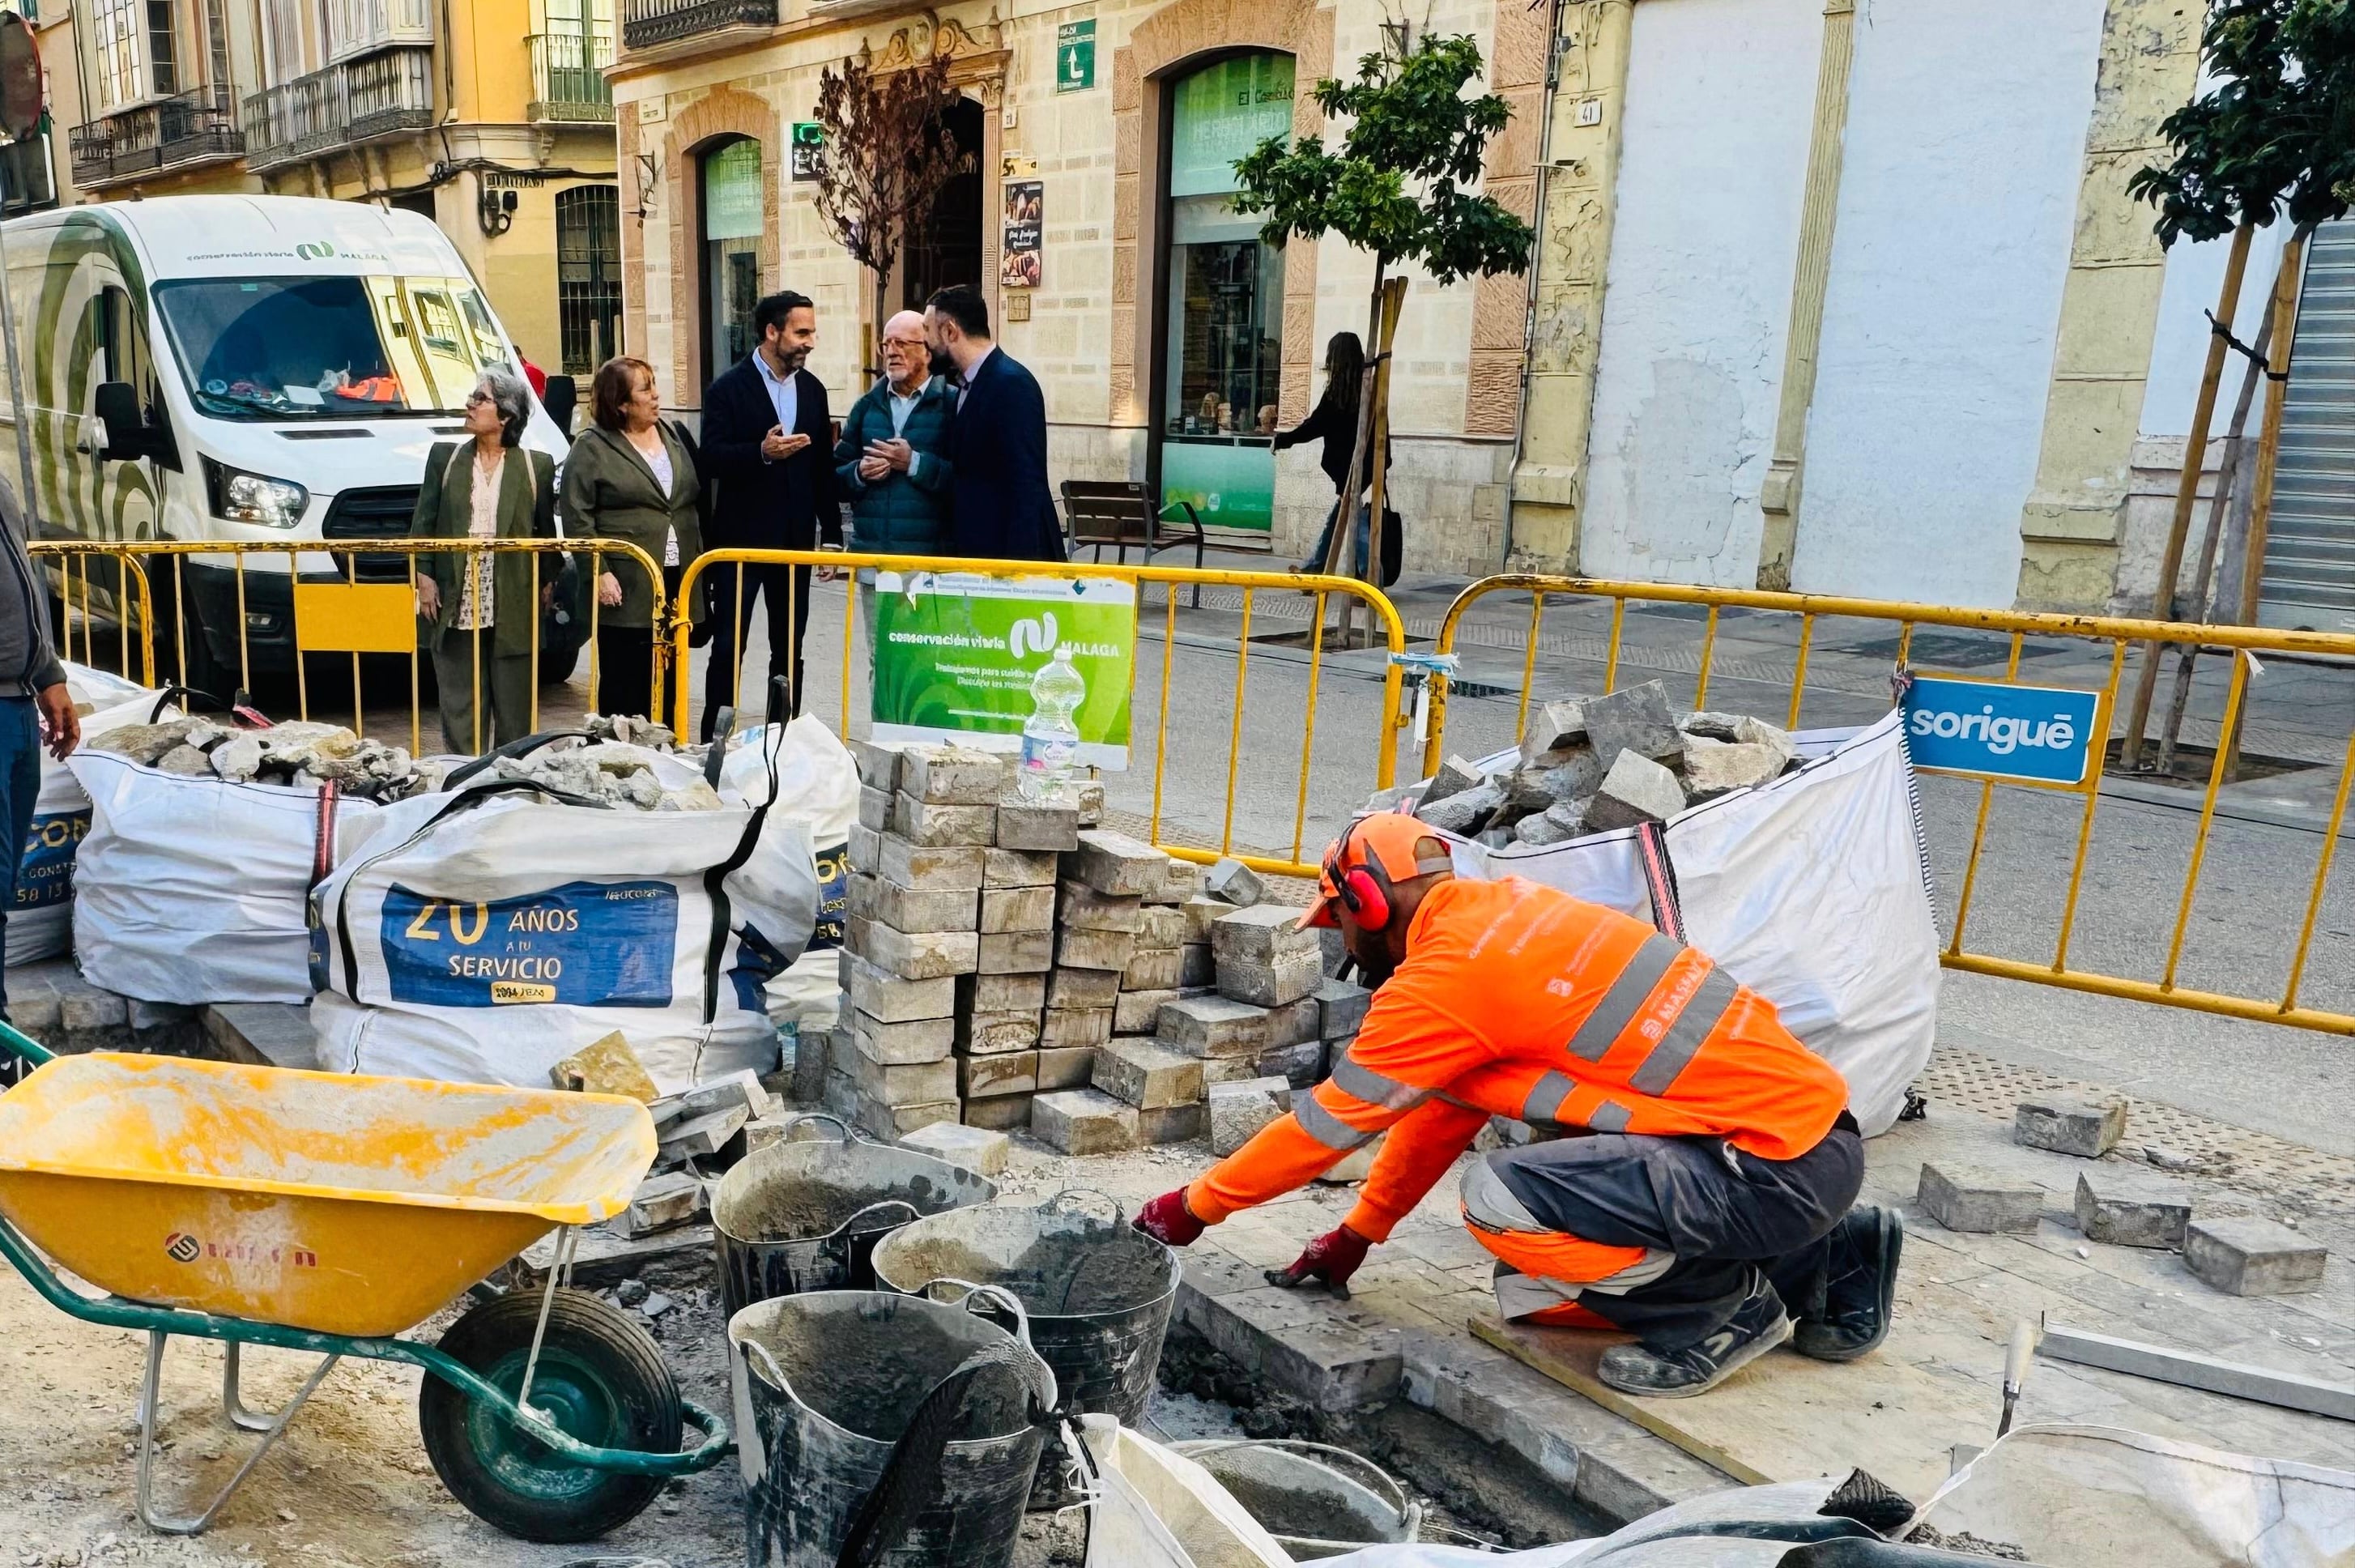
[94,381,151,461]
[541,374,576,437]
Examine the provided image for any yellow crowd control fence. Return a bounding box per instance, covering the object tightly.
[26,536,666,756]
[1420,573,2355,1037]
[671,548,1408,878]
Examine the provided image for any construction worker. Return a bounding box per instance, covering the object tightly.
[1133,813,1904,1398]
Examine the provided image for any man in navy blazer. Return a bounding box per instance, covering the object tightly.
[924,285,1067,563]
[698,289,839,735]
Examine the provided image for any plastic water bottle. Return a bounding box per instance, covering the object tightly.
[1019,646,1086,803]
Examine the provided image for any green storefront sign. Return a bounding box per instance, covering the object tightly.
[871,572,1135,768]
[1056,19,1095,93]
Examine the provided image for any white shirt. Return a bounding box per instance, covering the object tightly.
[625,428,678,565]
[755,350,799,456]
[956,345,994,412]
[881,375,929,479]
[454,449,503,633]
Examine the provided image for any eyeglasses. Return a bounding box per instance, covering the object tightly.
[466,390,492,405]
[882,339,928,352]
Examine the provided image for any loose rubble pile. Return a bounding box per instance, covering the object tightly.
[1386,679,1802,846]
[485,743,724,811]
[87,715,433,799]
[1915,1095,2331,1299]
[795,740,1369,1161]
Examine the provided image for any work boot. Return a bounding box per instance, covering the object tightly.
[1595,1285,1791,1399]
[1793,1206,1903,1362]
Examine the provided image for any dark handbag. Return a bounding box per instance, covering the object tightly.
[1378,507,1402,589]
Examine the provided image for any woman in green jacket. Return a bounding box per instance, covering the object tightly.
[560,356,704,724]
[410,365,557,753]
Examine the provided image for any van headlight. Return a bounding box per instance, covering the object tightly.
[203,459,309,528]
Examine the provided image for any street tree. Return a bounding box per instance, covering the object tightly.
[1230,32,1535,579]
[810,50,973,374]
[2120,0,2355,762]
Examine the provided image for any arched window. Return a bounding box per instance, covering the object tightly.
[699,136,763,380]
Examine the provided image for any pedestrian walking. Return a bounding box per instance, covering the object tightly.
[836,310,956,663]
[0,472,74,1073]
[1135,814,1904,1400]
[560,356,704,726]
[1273,332,1390,577]
[925,284,1067,562]
[410,367,558,753]
[699,290,837,736]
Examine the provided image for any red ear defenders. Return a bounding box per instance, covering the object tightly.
[1324,833,1400,931]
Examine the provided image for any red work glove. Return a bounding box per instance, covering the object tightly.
[1133,1187,1205,1246]
[1267,1224,1371,1300]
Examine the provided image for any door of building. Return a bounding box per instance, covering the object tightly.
[1156,52,1292,545]
[2261,220,2355,633]
[700,137,763,390]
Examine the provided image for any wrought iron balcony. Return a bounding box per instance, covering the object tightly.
[621,0,775,53]
[68,86,245,187]
[245,46,432,169]
[529,29,615,121]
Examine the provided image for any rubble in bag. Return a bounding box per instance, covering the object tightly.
[1393,680,1807,847]
[485,736,726,811]
[87,715,433,800]
[584,713,679,749]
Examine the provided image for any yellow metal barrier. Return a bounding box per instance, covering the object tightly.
[28,537,666,756]
[670,549,1408,878]
[1421,573,2355,1037]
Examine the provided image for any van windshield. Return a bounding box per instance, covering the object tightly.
[154,275,513,420]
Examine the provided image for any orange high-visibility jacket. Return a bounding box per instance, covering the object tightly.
[1188,876,1850,1242]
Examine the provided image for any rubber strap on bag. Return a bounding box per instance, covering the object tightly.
[697,679,786,1025]
[309,779,339,891]
[1634,820,1685,943]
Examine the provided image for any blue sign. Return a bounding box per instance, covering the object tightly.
[381,879,678,1008]
[1901,675,2101,786]
[16,808,87,909]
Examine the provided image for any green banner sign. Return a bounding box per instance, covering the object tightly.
[871,571,1135,767]
[1056,19,1095,93]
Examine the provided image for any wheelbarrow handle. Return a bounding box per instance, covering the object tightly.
[0,1020,53,1068]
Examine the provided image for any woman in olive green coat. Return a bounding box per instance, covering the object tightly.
[560,356,705,723]
[411,365,557,752]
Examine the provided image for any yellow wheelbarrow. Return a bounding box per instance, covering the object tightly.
[0,1025,729,1543]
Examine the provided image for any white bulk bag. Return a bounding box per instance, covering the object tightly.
[67,748,380,1003]
[1459,708,1938,1135]
[7,665,173,966]
[309,767,819,1092]
[720,715,857,1029]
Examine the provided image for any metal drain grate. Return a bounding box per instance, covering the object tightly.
[1919,1045,2355,1216]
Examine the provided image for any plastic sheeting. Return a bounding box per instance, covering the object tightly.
[309,728,820,1092]
[1451,709,1939,1135]
[1077,1416,1295,1568]
[67,749,378,1003]
[1918,1424,2355,1568]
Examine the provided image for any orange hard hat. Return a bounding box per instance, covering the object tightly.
[1301,812,1455,929]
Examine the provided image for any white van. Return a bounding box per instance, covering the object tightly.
[0,194,586,692]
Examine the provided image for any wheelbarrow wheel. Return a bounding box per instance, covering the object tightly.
[418,1286,680,1543]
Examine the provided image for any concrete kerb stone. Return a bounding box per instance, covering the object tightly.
[896,1121,1011,1176]
[1917,1163,2042,1234]
[2014,1097,2127,1159]
[2183,1216,2328,1296]
[2072,1169,2193,1250]
[1068,829,1166,895]
[1173,1270,1403,1412]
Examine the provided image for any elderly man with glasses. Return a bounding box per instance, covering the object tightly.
[833,309,958,660]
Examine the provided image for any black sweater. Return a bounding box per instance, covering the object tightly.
[1271,398,1393,497]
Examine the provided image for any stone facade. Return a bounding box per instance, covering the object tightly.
[608,0,1525,577]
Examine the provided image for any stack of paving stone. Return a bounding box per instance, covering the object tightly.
[1390,679,1803,848]
[827,739,1084,1141]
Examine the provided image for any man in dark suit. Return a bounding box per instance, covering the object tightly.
[698,289,839,735]
[924,284,1067,562]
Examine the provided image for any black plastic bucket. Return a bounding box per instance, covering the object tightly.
[870,1190,1176,1502]
[730,1288,1058,1568]
[710,1113,998,1318]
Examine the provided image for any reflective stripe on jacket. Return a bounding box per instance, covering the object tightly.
[1186,876,1850,1241]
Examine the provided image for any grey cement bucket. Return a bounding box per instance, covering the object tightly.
[1174,1440,1421,1559]
[730,1288,1058,1568]
[710,1112,998,1318]
[870,1190,1176,1507]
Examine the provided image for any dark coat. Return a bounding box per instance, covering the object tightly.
[558,424,703,628]
[833,376,957,555]
[410,441,557,658]
[1272,395,1391,497]
[941,348,1066,562]
[700,354,841,552]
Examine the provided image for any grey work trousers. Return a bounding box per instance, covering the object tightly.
[432,637,534,755]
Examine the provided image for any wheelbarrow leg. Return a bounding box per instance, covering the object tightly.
[221,1343,288,1433]
[135,1330,342,1536]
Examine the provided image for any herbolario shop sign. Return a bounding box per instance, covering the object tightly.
[871,572,1135,768]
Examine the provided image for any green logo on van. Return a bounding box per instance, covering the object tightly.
[295,241,335,260]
